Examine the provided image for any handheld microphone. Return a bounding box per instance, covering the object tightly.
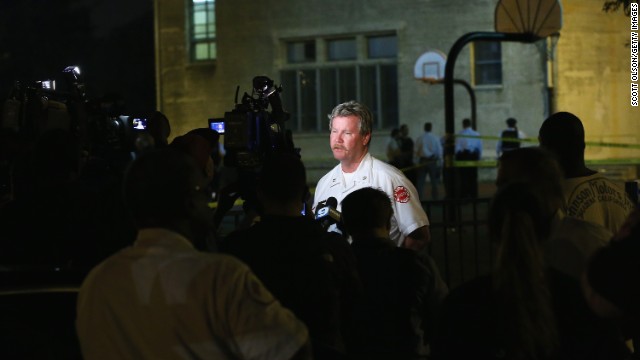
[315,196,342,231]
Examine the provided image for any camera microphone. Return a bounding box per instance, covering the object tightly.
[315,196,342,231]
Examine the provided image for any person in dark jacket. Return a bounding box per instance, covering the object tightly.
[221,152,360,359]
[341,187,448,359]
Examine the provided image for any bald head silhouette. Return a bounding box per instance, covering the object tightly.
[538,112,592,178]
[341,187,393,241]
[123,148,213,245]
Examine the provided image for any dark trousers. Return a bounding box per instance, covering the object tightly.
[455,150,479,198]
[416,156,440,200]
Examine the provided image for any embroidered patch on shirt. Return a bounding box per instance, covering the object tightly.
[393,186,410,203]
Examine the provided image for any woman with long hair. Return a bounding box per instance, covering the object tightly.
[432,182,629,360]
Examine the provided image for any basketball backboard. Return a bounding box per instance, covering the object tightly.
[413,50,447,83]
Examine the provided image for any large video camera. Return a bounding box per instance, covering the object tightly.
[1,66,87,142]
[212,76,300,230]
[1,66,151,165]
[223,75,298,169]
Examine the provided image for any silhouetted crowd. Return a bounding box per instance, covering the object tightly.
[1,108,639,360]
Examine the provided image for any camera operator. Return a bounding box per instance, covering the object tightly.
[220,152,360,359]
[313,100,431,251]
[212,76,298,233]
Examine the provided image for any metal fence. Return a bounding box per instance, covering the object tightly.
[420,197,493,290]
[218,197,494,290]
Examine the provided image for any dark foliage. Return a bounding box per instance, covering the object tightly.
[603,0,632,16]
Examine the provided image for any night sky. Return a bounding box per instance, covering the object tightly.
[0,0,155,115]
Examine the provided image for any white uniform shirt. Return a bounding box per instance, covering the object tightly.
[313,153,430,247]
[77,228,308,360]
[415,131,443,159]
[454,127,483,156]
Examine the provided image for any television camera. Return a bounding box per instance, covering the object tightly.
[1,66,87,142]
[1,66,153,168]
[212,75,300,230]
[222,75,297,169]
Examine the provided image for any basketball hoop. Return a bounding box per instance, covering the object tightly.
[414,50,447,83]
[495,0,562,38]
[420,78,442,85]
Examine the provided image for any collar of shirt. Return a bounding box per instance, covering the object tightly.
[334,152,373,190]
[134,228,195,251]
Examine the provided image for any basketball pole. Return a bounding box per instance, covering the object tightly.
[443,31,540,200]
[422,78,477,130]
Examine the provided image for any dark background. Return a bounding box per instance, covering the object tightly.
[0,0,155,115]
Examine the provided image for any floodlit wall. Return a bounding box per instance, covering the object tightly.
[555,0,640,162]
[155,0,637,183]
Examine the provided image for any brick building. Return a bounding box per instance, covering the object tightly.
[154,0,638,183]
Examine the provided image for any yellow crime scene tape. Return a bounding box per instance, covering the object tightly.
[440,134,640,168]
[209,134,640,208]
[455,133,640,149]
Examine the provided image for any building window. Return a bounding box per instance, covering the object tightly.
[281,34,399,133]
[190,0,216,61]
[327,38,357,61]
[473,41,502,85]
[367,35,397,59]
[287,41,316,63]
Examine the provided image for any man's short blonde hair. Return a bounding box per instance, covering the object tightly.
[328,100,373,137]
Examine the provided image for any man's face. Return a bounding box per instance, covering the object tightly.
[330,115,370,165]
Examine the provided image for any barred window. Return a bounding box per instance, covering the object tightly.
[190,0,216,61]
[287,40,316,63]
[473,41,502,85]
[281,34,399,132]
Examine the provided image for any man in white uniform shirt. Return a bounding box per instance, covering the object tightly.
[454,118,483,198]
[313,100,430,250]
